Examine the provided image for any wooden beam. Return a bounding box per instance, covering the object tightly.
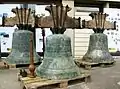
[0,0,61,4]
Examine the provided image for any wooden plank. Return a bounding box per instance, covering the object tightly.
[20,73,91,89]
[0,0,60,4]
[59,81,68,89]
[75,59,116,69]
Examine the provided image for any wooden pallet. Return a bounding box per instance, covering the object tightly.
[0,60,41,69]
[75,60,115,70]
[0,59,16,69]
[20,73,91,89]
[0,60,16,69]
[0,61,9,69]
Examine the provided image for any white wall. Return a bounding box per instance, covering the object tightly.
[74,7,98,59]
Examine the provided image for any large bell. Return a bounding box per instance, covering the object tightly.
[5,30,40,64]
[36,34,80,79]
[3,7,41,64]
[82,33,114,63]
[81,12,115,64]
[36,5,81,80]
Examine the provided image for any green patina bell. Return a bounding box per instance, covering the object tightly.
[82,13,115,64]
[83,33,114,63]
[5,7,41,64]
[36,5,81,79]
[36,34,80,79]
[6,30,40,64]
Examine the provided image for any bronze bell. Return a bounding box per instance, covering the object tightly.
[36,5,81,80]
[6,30,40,64]
[4,7,41,64]
[82,13,115,64]
[83,33,114,63]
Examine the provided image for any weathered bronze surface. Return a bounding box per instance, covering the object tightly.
[36,34,81,79]
[82,33,114,63]
[36,5,81,80]
[5,30,40,64]
[82,13,115,64]
[5,8,41,64]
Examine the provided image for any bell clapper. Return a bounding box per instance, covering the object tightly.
[28,33,36,78]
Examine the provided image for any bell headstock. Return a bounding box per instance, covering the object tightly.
[82,12,116,33]
[36,4,81,34]
[4,7,35,29]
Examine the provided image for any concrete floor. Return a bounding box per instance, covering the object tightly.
[87,60,120,89]
[1,59,120,89]
[0,69,21,89]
